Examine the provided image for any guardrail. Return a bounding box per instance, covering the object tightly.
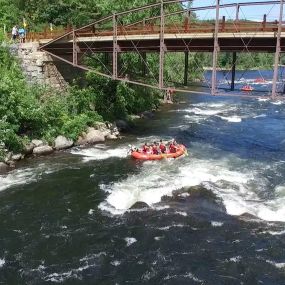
[14,20,283,42]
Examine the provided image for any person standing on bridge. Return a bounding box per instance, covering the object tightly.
[11,25,18,42]
[18,27,26,43]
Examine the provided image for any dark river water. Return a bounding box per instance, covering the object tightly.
[1,75,285,284]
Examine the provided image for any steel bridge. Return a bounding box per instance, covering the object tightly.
[40,0,285,99]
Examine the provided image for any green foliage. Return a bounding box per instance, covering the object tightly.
[0,45,104,160]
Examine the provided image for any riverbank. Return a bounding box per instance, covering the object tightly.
[0,41,161,171]
[0,121,122,173]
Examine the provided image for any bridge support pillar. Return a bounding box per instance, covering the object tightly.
[72,30,78,66]
[113,14,118,80]
[231,52,237,91]
[211,0,220,96]
[272,0,284,99]
[184,51,189,86]
[159,0,165,89]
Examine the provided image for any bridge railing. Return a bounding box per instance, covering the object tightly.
[73,20,282,38]
[24,27,72,42]
[14,20,282,42]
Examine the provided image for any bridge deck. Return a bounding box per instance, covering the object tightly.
[41,22,285,55]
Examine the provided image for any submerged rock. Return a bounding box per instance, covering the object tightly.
[33,145,54,155]
[141,111,155,119]
[161,185,227,214]
[54,135,74,150]
[130,202,150,209]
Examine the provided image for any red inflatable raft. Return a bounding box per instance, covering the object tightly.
[131,144,186,160]
[241,85,254,92]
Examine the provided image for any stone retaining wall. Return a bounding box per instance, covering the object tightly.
[16,42,67,90]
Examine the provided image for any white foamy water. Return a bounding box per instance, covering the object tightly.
[185,107,223,116]
[125,237,137,247]
[271,100,284,105]
[71,145,129,161]
[99,141,285,222]
[0,258,5,268]
[257,98,269,102]
[218,116,242,123]
[0,168,37,192]
[266,260,285,269]
[211,221,224,227]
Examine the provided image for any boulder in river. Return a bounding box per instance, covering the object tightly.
[33,145,54,155]
[106,134,118,140]
[115,120,129,131]
[141,111,155,119]
[130,201,150,209]
[77,128,105,145]
[54,135,74,150]
[85,128,105,144]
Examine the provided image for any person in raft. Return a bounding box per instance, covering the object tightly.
[152,142,159,155]
[169,140,178,153]
[142,143,149,153]
[159,139,167,154]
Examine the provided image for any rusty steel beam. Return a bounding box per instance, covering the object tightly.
[272,0,284,98]
[211,0,220,96]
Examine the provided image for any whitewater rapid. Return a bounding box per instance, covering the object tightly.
[1,98,284,223]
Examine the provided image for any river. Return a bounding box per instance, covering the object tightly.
[0,74,285,284]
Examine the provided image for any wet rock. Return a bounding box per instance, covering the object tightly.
[0,162,9,172]
[23,142,35,155]
[106,134,118,140]
[33,145,54,155]
[141,111,155,119]
[129,115,140,121]
[93,122,108,132]
[85,128,105,144]
[11,154,22,161]
[6,161,16,168]
[76,128,105,145]
[115,120,129,131]
[130,202,150,209]
[161,185,227,214]
[31,139,44,147]
[54,135,74,150]
[76,135,86,146]
[4,152,12,163]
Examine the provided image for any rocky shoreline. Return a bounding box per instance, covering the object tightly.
[0,121,123,173]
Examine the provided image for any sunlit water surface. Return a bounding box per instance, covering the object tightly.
[0,86,285,284]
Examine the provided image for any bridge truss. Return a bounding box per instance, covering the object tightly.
[41,0,285,99]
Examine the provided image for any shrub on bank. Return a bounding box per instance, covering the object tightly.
[0,44,161,162]
[0,46,103,161]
